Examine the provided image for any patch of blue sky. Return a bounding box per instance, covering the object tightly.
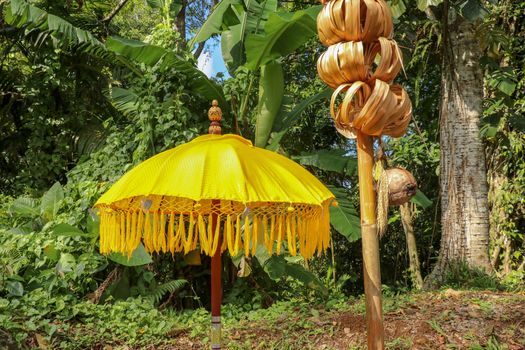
[196,38,230,80]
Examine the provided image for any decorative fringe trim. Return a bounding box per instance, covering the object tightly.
[98,201,332,260]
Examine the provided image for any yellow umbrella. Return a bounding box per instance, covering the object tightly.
[94,101,335,349]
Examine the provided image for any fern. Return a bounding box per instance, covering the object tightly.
[147,279,187,304]
[108,87,140,116]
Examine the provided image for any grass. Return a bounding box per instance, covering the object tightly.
[1,289,524,349]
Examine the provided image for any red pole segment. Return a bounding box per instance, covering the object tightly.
[208,100,223,349]
[210,211,221,350]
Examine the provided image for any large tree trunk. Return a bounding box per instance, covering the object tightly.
[428,10,491,284]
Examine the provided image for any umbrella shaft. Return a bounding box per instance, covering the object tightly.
[211,212,222,349]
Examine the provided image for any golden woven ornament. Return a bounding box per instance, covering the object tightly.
[317,0,412,139]
[330,80,411,137]
[317,0,393,45]
[317,38,403,89]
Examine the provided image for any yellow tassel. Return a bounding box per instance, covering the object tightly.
[173,213,182,252]
[120,213,126,254]
[252,215,258,256]
[268,216,275,255]
[99,213,107,254]
[211,215,221,255]
[106,213,112,252]
[287,215,296,256]
[136,210,143,248]
[220,218,227,253]
[244,216,251,257]
[298,218,305,256]
[291,215,297,256]
[198,214,208,254]
[276,215,283,255]
[262,215,268,248]
[226,215,234,255]
[234,215,241,256]
[125,212,131,253]
[160,212,167,252]
[153,211,159,252]
[115,213,121,252]
[324,211,331,252]
[178,214,187,253]
[110,213,117,252]
[168,212,175,253]
[305,219,313,258]
[207,215,214,254]
[145,213,153,252]
[189,214,196,252]
[315,218,322,255]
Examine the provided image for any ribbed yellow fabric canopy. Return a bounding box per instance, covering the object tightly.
[95,134,335,259]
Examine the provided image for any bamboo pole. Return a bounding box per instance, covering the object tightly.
[356,131,384,349]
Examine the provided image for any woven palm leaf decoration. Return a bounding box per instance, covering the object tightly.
[317,0,412,139]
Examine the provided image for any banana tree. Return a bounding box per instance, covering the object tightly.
[189,0,321,147]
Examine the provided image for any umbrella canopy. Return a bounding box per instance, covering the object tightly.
[95,134,334,259]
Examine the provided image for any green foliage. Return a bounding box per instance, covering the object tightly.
[244,6,320,70]
[0,289,182,348]
[2,1,525,347]
[442,262,502,291]
[263,256,327,295]
[108,243,153,267]
[328,187,361,243]
[254,62,284,147]
[294,149,357,177]
[266,88,332,151]
[188,0,238,47]
[5,0,103,47]
[147,279,187,304]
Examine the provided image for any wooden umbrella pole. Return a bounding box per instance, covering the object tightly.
[210,211,221,350]
[208,100,223,349]
[356,131,384,349]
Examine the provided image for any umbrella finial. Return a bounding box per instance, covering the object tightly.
[208,100,222,135]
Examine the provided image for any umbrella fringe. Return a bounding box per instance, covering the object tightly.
[98,204,332,260]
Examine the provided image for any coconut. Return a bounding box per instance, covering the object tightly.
[386,168,417,206]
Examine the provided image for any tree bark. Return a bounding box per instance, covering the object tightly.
[102,0,130,23]
[428,10,491,284]
[175,0,187,47]
[400,203,423,289]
